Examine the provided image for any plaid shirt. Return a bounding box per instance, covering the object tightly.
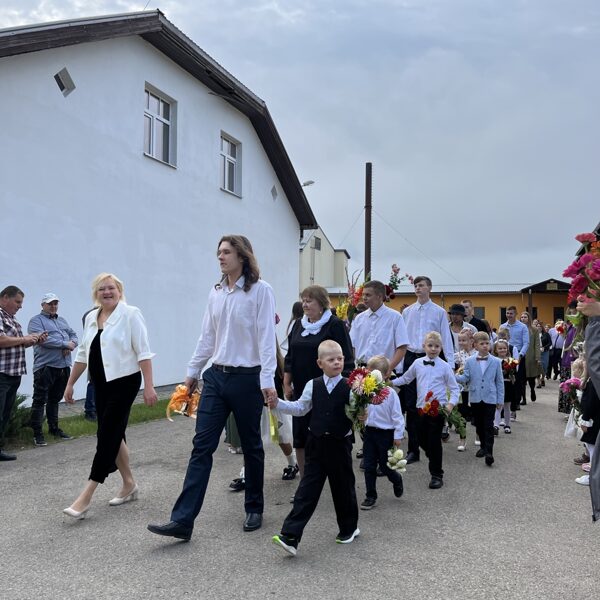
[0,307,27,376]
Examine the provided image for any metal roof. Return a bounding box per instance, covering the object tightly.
[0,10,318,230]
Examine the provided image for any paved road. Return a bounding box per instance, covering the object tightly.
[1,380,599,600]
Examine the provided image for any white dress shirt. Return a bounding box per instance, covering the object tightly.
[365,386,405,439]
[392,356,459,408]
[477,354,491,376]
[349,304,409,363]
[402,300,455,368]
[187,277,276,389]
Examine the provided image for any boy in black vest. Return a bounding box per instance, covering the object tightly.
[268,340,358,556]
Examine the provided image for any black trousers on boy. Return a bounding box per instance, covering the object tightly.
[417,413,445,477]
[363,426,403,499]
[281,432,358,541]
[471,402,496,457]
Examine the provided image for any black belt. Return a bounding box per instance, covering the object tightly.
[407,350,426,357]
[212,364,261,374]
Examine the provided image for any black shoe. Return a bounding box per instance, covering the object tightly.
[356,448,364,459]
[519,400,526,406]
[485,454,495,466]
[336,528,360,544]
[531,391,536,402]
[243,512,262,531]
[406,452,420,464]
[360,497,376,510]
[282,464,299,480]
[493,426,499,436]
[0,450,16,461]
[393,476,404,498]
[476,449,486,458]
[429,476,443,489]
[84,413,97,422]
[272,534,298,556]
[147,521,192,541]
[50,429,72,440]
[229,477,245,492]
[34,434,47,447]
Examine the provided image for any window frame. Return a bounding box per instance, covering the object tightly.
[220,133,242,197]
[144,84,177,167]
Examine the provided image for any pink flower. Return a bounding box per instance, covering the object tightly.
[571,274,588,295]
[579,253,595,267]
[563,260,581,279]
[587,259,600,281]
[575,233,596,243]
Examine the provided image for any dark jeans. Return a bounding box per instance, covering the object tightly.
[281,432,357,541]
[30,366,70,435]
[0,373,21,449]
[417,412,445,477]
[85,382,97,417]
[171,366,265,528]
[89,371,141,483]
[363,426,402,499]
[547,348,561,379]
[471,402,496,456]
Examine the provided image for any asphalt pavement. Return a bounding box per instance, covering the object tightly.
[1,379,599,600]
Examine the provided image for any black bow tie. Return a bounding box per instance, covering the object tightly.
[476,356,488,361]
[423,360,435,366]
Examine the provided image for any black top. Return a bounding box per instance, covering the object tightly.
[309,377,352,438]
[284,315,354,400]
[468,316,488,333]
[540,331,552,352]
[89,330,106,385]
[580,380,600,444]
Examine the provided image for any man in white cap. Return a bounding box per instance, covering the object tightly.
[27,293,78,446]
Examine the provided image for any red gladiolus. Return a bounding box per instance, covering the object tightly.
[575,233,597,243]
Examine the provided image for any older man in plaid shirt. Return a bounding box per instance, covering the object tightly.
[0,286,46,461]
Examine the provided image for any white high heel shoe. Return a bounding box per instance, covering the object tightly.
[109,484,139,506]
[63,506,89,520]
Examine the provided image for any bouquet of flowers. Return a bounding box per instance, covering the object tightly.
[502,357,519,383]
[166,385,200,421]
[386,447,407,473]
[418,390,441,417]
[562,232,600,333]
[346,367,390,431]
[555,321,566,336]
[386,263,413,301]
[335,269,365,324]
[445,406,467,439]
[560,377,582,412]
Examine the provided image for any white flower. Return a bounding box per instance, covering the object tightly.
[371,369,383,383]
[388,456,398,465]
[393,449,404,460]
[397,459,407,468]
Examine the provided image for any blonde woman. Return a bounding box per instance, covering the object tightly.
[62,273,157,519]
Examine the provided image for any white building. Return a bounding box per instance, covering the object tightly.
[299,227,350,291]
[0,10,317,399]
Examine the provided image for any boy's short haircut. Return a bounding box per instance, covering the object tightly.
[497,327,510,340]
[318,339,343,358]
[366,354,390,374]
[461,299,473,307]
[363,280,386,297]
[493,339,509,357]
[413,276,432,287]
[459,328,474,338]
[473,331,490,344]
[506,305,517,312]
[423,331,442,345]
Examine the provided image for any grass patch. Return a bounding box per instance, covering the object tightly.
[6,397,172,450]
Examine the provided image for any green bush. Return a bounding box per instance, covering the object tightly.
[5,394,31,439]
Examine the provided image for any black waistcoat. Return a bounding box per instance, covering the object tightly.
[309,376,351,439]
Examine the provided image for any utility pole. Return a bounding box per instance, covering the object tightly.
[364,162,372,279]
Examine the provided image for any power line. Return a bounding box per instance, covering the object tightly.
[336,208,365,248]
[372,208,461,283]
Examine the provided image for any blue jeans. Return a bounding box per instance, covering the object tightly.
[171,366,265,527]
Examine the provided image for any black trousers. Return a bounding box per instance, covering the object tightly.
[281,432,358,541]
[89,371,141,483]
[363,426,402,499]
[471,402,496,456]
[516,360,527,403]
[547,348,561,378]
[417,413,445,477]
[0,373,21,449]
[401,350,425,456]
[30,366,70,435]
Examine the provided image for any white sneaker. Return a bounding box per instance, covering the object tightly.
[474,440,481,446]
[575,475,590,486]
[457,443,466,452]
[499,421,505,427]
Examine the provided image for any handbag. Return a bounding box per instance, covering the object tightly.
[564,408,582,440]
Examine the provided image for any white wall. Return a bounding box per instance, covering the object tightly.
[0,36,301,400]
[299,227,348,290]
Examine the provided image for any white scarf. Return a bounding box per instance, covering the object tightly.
[300,309,333,336]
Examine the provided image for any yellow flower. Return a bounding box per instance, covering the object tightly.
[362,375,377,394]
[336,302,349,321]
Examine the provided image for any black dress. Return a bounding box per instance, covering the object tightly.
[88,329,141,483]
[284,315,354,447]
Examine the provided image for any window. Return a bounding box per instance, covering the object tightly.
[220,134,241,195]
[313,236,322,251]
[54,67,75,97]
[500,307,507,324]
[473,306,485,319]
[144,86,176,165]
[553,307,565,322]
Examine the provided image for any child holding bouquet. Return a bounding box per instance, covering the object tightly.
[360,355,405,510]
[392,332,460,489]
[492,340,518,434]
[268,340,358,556]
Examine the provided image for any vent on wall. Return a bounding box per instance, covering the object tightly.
[271,185,278,200]
[54,68,75,97]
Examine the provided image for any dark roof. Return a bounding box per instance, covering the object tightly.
[0,10,317,230]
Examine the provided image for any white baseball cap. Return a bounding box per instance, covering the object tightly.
[41,293,60,304]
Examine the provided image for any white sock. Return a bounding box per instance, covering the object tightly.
[286,450,297,467]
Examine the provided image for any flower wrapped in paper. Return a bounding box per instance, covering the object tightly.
[166,384,201,421]
[345,367,390,432]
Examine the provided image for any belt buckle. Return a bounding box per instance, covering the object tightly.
[222,365,234,374]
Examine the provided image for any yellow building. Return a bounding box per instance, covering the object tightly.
[330,279,570,329]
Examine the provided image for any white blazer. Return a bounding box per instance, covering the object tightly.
[75,301,155,382]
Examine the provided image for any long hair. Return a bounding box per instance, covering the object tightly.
[286,301,303,336]
[217,235,260,292]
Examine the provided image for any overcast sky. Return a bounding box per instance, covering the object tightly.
[2,0,599,285]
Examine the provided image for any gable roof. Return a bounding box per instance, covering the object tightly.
[0,10,317,230]
[300,226,351,258]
